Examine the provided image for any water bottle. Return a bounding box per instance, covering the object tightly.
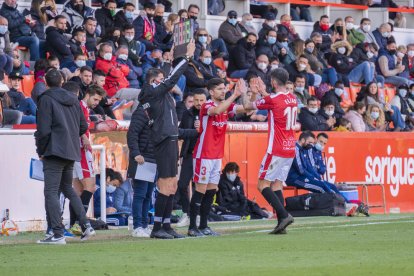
[128,216,133,231]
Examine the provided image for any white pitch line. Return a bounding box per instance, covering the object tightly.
[244,220,414,234]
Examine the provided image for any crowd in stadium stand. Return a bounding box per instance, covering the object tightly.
[0,0,413,130]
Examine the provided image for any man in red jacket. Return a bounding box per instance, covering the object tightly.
[95,42,130,98]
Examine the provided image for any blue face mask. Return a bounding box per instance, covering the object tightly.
[267,37,276,45]
[228,18,237,26]
[0,25,7,35]
[203,57,212,65]
[198,36,207,44]
[314,143,324,151]
[281,41,288,48]
[125,11,133,19]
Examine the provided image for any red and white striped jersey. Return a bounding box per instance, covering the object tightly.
[254,92,298,158]
[193,100,236,159]
[80,100,91,146]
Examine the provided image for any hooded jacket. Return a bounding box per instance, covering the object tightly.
[258,23,275,41]
[35,87,87,161]
[328,40,356,74]
[45,26,74,62]
[138,58,188,145]
[61,1,95,33]
[95,55,130,97]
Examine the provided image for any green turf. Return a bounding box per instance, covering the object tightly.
[1,214,414,276]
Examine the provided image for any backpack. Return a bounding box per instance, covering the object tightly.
[315,83,331,101]
[90,218,109,230]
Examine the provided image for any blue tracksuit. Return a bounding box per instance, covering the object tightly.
[308,147,327,179]
[286,143,345,199]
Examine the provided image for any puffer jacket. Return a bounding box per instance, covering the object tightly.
[61,1,95,33]
[0,3,32,42]
[95,56,130,97]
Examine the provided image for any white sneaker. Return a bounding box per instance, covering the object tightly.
[346,203,358,217]
[143,226,152,235]
[176,213,190,227]
[132,227,150,238]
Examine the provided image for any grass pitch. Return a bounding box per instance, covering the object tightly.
[1,214,414,276]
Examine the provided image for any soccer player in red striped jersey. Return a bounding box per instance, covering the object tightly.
[71,85,106,227]
[242,69,297,234]
[188,78,250,237]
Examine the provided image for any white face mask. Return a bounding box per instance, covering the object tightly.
[338,47,346,55]
[103,53,112,61]
[226,173,237,182]
[309,107,318,114]
[408,50,414,58]
[325,109,335,116]
[371,111,380,120]
[334,88,344,97]
[75,60,86,68]
[257,62,267,71]
[125,35,134,42]
[298,63,306,71]
[362,24,371,32]
[346,22,354,30]
[106,184,116,193]
[245,20,253,27]
[367,51,374,59]
[382,32,390,38]
[271,64,279,70]
[314,142,324,151]
[118,54,128,61]
[399,89,407,98]
[397,52,405,59]
[267,21,276,28]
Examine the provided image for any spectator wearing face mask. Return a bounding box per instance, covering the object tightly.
[406,44,414,79]
[115,2,135,30]
[292,74,310,109]
[69,27,91,60]
[184,49,218,93]
[46,15,74,65]
[319,99,338,127]
[194,28,229,61]
[396,45,410,79]
[299,97,335,131]
[196,49,220,81]
[285,55,319,87]
[372,23,392,50]
[364,104,387,131]
[258,12,277,42]
[277,14,300,42]
[276,33,296,66]
[65,53,88,73]
[0,16,13,75]
[321,81,346,118]
[256,29,280,60]
[246,54,271,89]
[329,40,374,86]
[343,16,365,46]
[116,45,140,89]
[390,84,414,129]
[356,18,377,47]
[133,2,157,51]
[95,43,130,98]
[344,101,368,132]
[95,0,116,38]
[239,13,256,37]
[153,4,174,51]
[311,15,333,55]
[228,33,257,79]
[100,27,122,53]
[61,0,95,33]
[119,24,145,67]
[377,39,414,87]
[218,10,244,51]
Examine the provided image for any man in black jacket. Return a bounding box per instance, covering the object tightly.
[35,69,95,244]
[46,15,74,65]
[299,97,335,131]
[138,42,195,239]
[228,33,257,79]
[246,54,271,90]
[95,0,116,38]
[83,17,98,53]
[176,89,207,227]
[114,3,135,30]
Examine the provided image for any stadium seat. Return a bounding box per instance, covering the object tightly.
[213,57,226,71]
[21,75,34,98]
[308,86,315,96]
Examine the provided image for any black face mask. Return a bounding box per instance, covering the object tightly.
[336,26,343,33]
[315,43,321,49]
[304,144,313,150]
[147,13,154,19]
[154,15,163,23]
[246,42,255,50]
[111,36,119,42]
[74,4,83,13]
[388,49,397,55]
[191,15,197,20]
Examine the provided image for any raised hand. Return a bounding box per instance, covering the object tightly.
[186,39,196,57]
[234,79,247,97]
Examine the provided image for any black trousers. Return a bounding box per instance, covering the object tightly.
[43,156,88,236]
[176,153,193,214]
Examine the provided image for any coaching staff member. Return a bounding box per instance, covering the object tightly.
[138,41,196,239]
[35,69,95,244]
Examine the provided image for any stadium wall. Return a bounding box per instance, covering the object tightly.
[1,126,414,231]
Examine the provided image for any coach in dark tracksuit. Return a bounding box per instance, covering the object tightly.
[35,69,93,244]
[138,42,195,239]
